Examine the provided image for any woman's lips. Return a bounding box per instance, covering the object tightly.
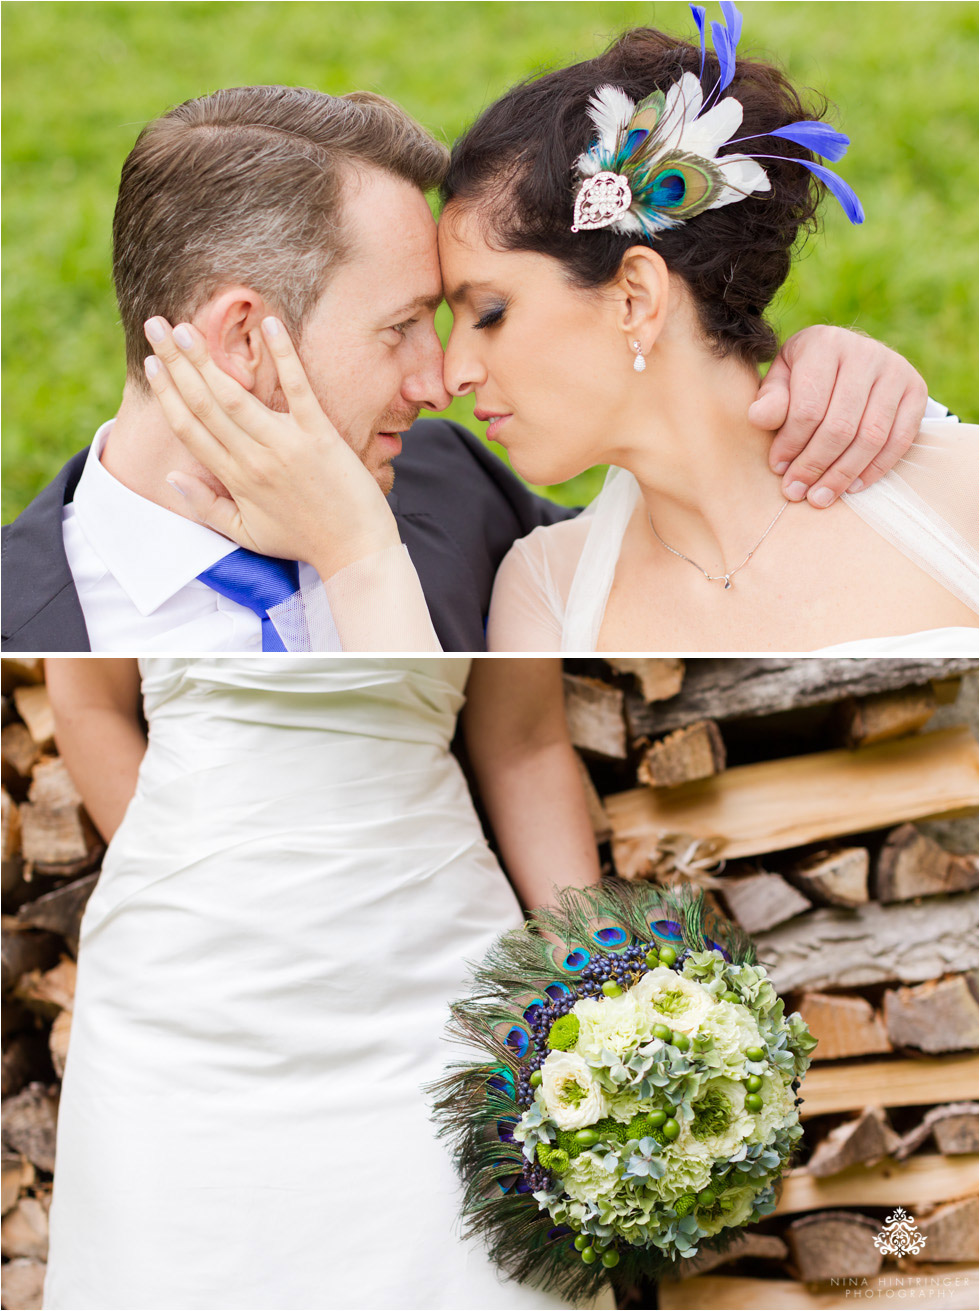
[475,410,513,442]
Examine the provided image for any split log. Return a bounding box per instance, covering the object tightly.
[1,1033,51,1101]
[796,992,892,1061]
[894,1104,980,1161]
[637,720,726,789]
[606,727,978,870]
[562,675,628,760]
[15,874,98,957]
[13,958,76,1023]
[624,657,975,737]
[604,658,684,703]
[753,894,979,993]
[674,1232,788,1278]
[0,1194,48,1261]
[660,1268,979,1311]
[0,660,43,695]
[49,1010,72,1080]
[1,924,61,995]
[0,1256,47,1310]
[876,824,978,902]
[789,847,869,907]
[11,687,54,753]
[884,975,979,1053]
[20,758,102,875]
[807,1106,899,1177]
[1,724,40,788]
[909,1196,979,1263]
[574,754,611,844]
[1,1155,34,1218]
[0,1083,59,1173]
[721,871,811,934]
[836,685,937,748]
[786,1211,882,1281]
[800,1055,979,1118]
[1,789,21,861]
[774,1153,978,1216]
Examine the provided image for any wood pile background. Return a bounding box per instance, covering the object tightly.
[1,656,977,1311]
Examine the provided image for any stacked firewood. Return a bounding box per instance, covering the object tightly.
[565,656,979,1311]
[2,660,102,1311]
[1,656,977,1311]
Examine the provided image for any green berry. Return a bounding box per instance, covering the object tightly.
[721,990,740,1003]
[662,1117,680,1140]
[601,1251,620,1268]
[659,946,677,966]
[745,1074,762,1093]
[574,1129,599,1147]
[529,1070,543,1088]
[745,1046,765,1063]
[648,1109,667,1128]
[696,1188,715,1207]
[652,1024,671,1041]
[645,950,660,968]
[745,1093,763,1113]
[601,981,623,998]
[574,1235,589,1251]
[671,1032,690,1052]
[581,1246,598,1265]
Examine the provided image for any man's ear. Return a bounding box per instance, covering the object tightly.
[195,287,271,392]
[613,246,671,353]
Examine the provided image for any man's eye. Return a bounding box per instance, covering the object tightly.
[389,317,418,336]
[474,306,505,330]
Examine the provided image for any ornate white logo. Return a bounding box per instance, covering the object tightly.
[873,1207,927,1256]
[571,172,632,232]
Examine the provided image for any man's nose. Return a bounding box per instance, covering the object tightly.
[403,326,452,413]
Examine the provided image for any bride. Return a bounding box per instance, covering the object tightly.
[43,656,612,1310]
[137,13,977,654]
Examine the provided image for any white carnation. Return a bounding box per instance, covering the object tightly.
[573,991,653,1060]
[699,1002,765,1075]
[539,1051,610,1129]
[633,967,716,1034]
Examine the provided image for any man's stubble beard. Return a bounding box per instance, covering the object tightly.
[267,383,413,497]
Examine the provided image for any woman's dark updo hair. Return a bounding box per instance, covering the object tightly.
[443,28,830,364]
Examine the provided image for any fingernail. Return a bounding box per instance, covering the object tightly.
[144,355,161,379]
[262,316,281,337]
[785,481,808,501]
[166,478,187,497]
[809,486,835,508]
[173,324,194,350]
[144,317,166,343]
[772,461,789,476]
[848,477,864,493]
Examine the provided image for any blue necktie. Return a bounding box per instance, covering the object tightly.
[198,549,300,651]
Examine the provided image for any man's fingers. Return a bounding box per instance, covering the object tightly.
[778,357,885,503]
[795,379,900,505]
[260,317,340,436]
[847,385,927,492]
[748,356,791,463]
[164,473,247,544]
[769,358,842,483]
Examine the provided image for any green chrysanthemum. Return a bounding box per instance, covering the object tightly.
[547,1014,581,1052]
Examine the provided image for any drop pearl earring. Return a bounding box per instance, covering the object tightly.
[631,340,646,373]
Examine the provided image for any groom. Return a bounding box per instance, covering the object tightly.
[2,85,931,652]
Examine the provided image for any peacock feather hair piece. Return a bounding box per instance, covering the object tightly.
[430,881,816,1301]
[571,1,863,238]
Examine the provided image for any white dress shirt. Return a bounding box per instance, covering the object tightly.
[62,421,340,652]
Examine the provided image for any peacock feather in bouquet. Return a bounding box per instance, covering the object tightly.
[431,883,817,1300]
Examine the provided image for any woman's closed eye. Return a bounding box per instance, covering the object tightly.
[474,304,506,330]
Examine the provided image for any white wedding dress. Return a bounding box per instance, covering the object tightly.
[44,659,612,1311]
[487,418,978,654]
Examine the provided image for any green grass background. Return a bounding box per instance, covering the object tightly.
[2,0,977,522]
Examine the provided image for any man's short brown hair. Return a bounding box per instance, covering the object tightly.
[113,86,448,388]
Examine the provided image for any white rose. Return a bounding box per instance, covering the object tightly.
[633,967,716,1034]
[540,1051,610,1129]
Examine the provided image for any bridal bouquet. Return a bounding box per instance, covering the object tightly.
[432,884,816,1297]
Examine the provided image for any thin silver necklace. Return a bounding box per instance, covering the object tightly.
[647,500,789,591]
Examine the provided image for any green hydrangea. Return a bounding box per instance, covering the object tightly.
[547,1014,581,1052]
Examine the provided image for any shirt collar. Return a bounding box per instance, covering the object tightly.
[71,420,239,616]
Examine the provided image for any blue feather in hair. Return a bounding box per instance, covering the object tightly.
[710,20,736,91]
[690,4,707,79]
